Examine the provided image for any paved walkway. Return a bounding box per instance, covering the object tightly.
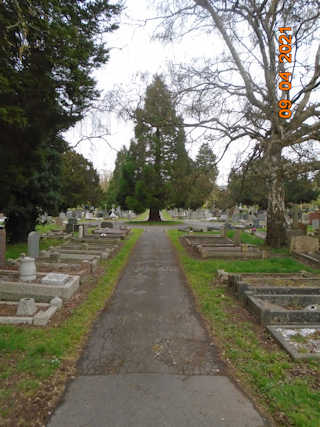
[48,229,268,427]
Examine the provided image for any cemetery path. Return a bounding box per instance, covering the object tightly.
[48,229,268,427]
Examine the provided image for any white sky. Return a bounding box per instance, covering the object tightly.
[64,0,247,185]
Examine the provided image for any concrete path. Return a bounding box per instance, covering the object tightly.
[48,229,268,427]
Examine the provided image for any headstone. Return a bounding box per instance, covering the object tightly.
[28,231,40,258]
[50,296,63,308]
[65,217,78,233]
[0,228,5,267]
[79,224,84,238]
[17,298,37,316]
[312,218,320,230]
[19,257,37,282]
[290,236,319,254]
[0,213,6,267]
[234,229,241,245]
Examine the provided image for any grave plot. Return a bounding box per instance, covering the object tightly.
[52,246,110,260]
[60,239,120,254]
[91,228,130,239]
[290,235,320,268]
[223,271,320,358]
[293,251,320,268]
[38,250,100,272]
[198,244,264,259]
[181,234,263,259]
[4,261,90,284]
[0,297,62,326]
[267,325,320,360]
[224,271,320,298]
[0,269,80,301]
[246,292,320,325]
[40,230,72,240]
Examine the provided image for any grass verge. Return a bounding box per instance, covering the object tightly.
[168,229,320,427]
[6,238,63,260]
[0,228,143,426]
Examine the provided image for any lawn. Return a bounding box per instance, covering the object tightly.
[0,228,143,426]
[168,229,320,427]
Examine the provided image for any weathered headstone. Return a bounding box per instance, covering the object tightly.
[234,229,241,245]
[17,298,37,316]
[79,224,84,238]
[65,217,78,233]
[0,229,5,267]
[0,213,6,267]
[290,236,319,254]
[19,257,37,282]
[28,231,40,258]
[312,218,320,230]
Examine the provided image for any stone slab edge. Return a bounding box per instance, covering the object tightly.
[267,324,320,360]
[0,300,61,326]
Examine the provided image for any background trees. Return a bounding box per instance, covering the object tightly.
[60,150,103,211]
[228,159,319,209]
[0,0,121,241]
[153,0,320,247]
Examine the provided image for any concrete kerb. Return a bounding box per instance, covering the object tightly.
[0,274,80,302]
[267,325,320,360]
[0,297,62,326]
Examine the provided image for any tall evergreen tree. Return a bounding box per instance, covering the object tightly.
[117,75,191,221]
[0,0,121,241]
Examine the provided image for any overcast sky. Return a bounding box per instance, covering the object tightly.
[64,0,243,185]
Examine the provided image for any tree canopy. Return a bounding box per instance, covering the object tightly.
[0,0,121,241]
[106,76,217,220]
[60,150,103,210]
[228,159,319,209]
[153,0,320,247]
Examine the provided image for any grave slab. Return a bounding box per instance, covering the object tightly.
[268,325,320,360]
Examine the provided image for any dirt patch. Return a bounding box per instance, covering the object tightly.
[0,304,47,317]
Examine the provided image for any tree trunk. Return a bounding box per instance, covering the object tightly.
[148,207,161,222]
[265,141,287,248]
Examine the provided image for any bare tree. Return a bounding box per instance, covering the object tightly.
[151,0,320,247]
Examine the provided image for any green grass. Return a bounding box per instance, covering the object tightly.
[0,228,143,422]
[35,223,63,233]
[6,238,62,260]
[161,210,174,220]
[168,229,320,427]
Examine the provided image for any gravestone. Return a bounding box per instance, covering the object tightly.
[65,217,78,233]
[17,298,37,316]
[312,218,320,230]
[0,213,7,267]
[290,236,319,254]
[78,224,84,238]
[234,229,241,245]
[28,231,40,258]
